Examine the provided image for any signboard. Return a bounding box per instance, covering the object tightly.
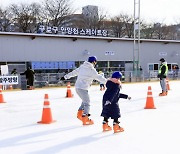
[0,76,18,85]
[159,52,167,56]
[0,65,8,75]
[105,51,115,55]
[38,25,108,37]
[60,27,108,37]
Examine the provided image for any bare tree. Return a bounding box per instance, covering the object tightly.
[95,8,107,29]
[82,7,107,29]
[10,3,41,33]
[0,7,12,32]
[110,14,126,37]
[122,14,134,38]
[165,25,178,40]
[109,14,134,38]
[42,0,73,27]
[153,22,171,39]
[140,22,156,39]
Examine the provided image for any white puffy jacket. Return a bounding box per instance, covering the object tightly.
[64,61,107,90]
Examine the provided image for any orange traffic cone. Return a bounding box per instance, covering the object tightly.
[144,86,156,109]
[66,82,73,98]
[166,78,170,91]
[0,89,6,103]
[38,94,56,124]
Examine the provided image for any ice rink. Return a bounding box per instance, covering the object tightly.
[0,80,180,154]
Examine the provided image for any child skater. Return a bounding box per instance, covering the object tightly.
[101,71,131,133]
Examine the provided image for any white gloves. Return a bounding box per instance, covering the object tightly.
[105,100,111,106]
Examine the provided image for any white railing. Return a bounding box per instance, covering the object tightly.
[2,70,179,89]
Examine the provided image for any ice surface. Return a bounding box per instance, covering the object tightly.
[0,81,180,154]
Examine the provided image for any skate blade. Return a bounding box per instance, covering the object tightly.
[114,129,124,134]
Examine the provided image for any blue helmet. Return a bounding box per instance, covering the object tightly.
[112,71,122,79]
[88,56,97,63]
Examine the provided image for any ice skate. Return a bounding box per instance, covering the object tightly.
[103,122,112,132]
[159,91,167,96]
[77,110,83,121]
[113,123,124,133]
[82,115,94,125]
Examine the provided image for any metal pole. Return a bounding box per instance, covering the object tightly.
[133,0,140,71]
[133,0,136,71]
[137,0,141,70]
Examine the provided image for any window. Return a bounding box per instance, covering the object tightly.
[109,61,125,67]
[148,64,153,70]
[167,64,171,70]
[148,63,159,71]
[154,64,159,70]
[96,61,108,67]
[148,63,178,71]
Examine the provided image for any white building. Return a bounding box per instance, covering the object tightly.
[0,32,179,80]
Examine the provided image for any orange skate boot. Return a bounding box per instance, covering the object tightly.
[103,122,112,132]
[82,114,94,125]
[113,122,124,133]
[159,91,167,96]
[77,110,83,121]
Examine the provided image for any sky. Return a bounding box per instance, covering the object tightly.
[0,80,180,154]
[0,0,180,25]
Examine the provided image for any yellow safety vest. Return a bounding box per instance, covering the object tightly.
[158,64,168,75]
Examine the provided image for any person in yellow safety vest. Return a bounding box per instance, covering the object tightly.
[157,58,168,96]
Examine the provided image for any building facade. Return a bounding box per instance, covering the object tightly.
[0,32,179,80]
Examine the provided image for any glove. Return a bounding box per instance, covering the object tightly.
[105,100,111,106]
[157,74,160,78]
[60,77,65,81]
[119,84,122,89]
[128,96,131,100]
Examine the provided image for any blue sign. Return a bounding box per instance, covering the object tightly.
[32,61,75,70]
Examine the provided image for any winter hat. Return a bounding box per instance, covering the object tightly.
[112,71,122,79]
[88,56,97,63]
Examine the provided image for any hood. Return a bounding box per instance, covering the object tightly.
[109,78,121,85]
[82,61,94,68]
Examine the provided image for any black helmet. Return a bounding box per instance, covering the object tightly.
[159,58,165,62]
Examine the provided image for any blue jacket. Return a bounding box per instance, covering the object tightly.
[101,80,128,119]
